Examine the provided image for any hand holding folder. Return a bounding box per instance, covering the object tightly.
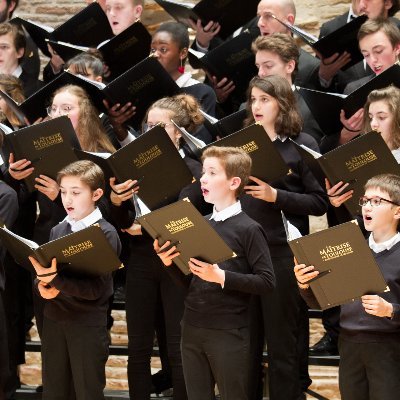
[0,224,123,277]
[138,199,236,275]
[283,214,388,310]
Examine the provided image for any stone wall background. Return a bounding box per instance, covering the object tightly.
[16,0,352,38]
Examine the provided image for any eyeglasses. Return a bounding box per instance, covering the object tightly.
[46,105,75,117]
[358,196,400,207]
[143,122,174,132]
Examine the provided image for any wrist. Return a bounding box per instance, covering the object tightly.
[342,125,361,133]
[296,279,310,290]
[388,303,394,319]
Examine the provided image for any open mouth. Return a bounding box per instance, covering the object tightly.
[201,188,209,196]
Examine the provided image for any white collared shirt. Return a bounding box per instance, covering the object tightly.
[175,72,200,88]
[12,65,22,78]
[209,201,242,222]
[272,134,288,142]
[63,207,102,232]
[369,232,400,253]
[347,7,357,23]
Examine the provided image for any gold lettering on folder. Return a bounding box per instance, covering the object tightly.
[62,240,94,257]
[240,140,258,154]
[115,36,138,55]
[128,74,155,95]
[226,49,252,67]
[165,217,194,234]
[133,145,162,168]
[319,242,353,261]
[33,133,63,150]
[345,150,377,172]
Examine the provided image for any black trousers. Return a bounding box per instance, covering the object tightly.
[125,252,187,400]
[181,321,250,400]
[321,306,340,343]
[41,317,109,400]
[262,255,306,400]
[339,336,400,400]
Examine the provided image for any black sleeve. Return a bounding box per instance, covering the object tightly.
[275,162,328,216]
[224,224,276,295]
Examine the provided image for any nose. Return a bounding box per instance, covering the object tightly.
[370,117,379,130]
[252,99,260,110]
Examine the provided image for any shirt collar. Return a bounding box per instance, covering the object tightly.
[347,7,357,22]
[272,134,287,142]
[63,207,102,232]
[12,65,22,78]
[210,201,242,222]
[175,72,199,88]
[369,232,400,253]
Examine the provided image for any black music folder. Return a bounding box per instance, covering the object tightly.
[270,14,367,69]
[177,122,290,183]
[292,131,400,215]
[0,71,108,123]
[298,64,400,135]
[201,108,247,139]
[2,116,80,192]
[0,224,122,276]
[154,0,259,39]
[46,21,152,78]
[284,216,388,310]
[188,31,258,94]
[1,57,180,126]
[75,125,194,210]
[138,199,236,275]
[12,2,113,57]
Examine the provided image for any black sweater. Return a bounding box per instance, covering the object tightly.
[0,181,18,290]
[42,218,121,326]
[241,133,328,257]
[301,240,400,343]
[183,211,276,329]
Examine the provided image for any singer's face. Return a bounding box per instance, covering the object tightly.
[105,0,142,35]
[151,31,184,80]
[250,86,280,132]
[50,91,81,132]
[358,0,392,19]
[146,107,181,149]
[360,30,400,75]
[257,0,290,36]
[368,100,394,147]
[255,50,294,82]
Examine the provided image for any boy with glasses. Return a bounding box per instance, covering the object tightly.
[295,173,400,400]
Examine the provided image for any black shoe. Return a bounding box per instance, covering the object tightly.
[35,385,43,393]
[309,332,338,356]
[151,370,172,395]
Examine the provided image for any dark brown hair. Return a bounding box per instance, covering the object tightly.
[252,33,299,80]
[244,75,302,137]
